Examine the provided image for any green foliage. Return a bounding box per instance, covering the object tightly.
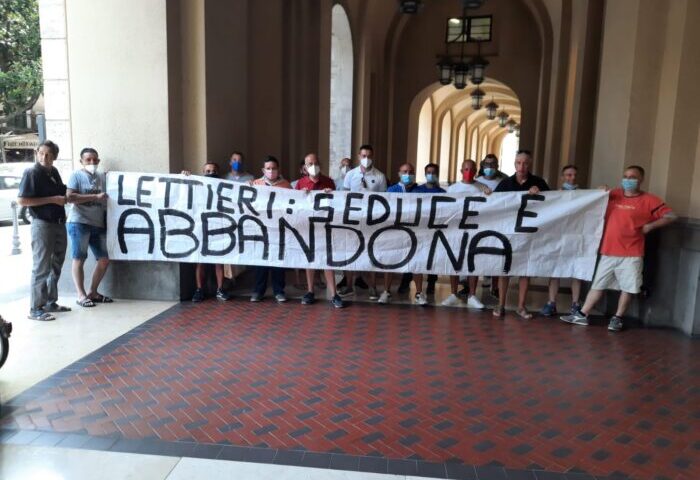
[0,0,42,119]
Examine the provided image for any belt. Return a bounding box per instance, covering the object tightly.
[36,217,66,225]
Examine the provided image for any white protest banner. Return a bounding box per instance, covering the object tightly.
[106,172,609,279]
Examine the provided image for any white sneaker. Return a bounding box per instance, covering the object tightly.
[378,291,391,304]
[368,287,379,300]
[441,294,462,307]
[415,292,428,306]
[466,295,485,309]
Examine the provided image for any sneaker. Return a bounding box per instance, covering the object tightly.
[368,287,379,300]
[44,302,71,312]
[560,311,588,326]
[250,293,263,302]
[275,293,287,303]
[608,315,623,332]
[540,301,556,317]
[466,295,485,309]
[27,309,55,321]
[192,288,204,303]
[457,288,469,299]
[301,292,315,305]
[337,286,354,297]
[397,273,413,294]
[331,294,345,309]
[441,294,462,307]
[216,289,231,301]
[378,291,391,304]
[570,302,583,316]
[354,277,369,290]
[415,292,428,306]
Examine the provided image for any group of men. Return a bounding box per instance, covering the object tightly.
[18,140,676,332]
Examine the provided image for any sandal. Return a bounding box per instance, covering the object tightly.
[90,294,113,303]
[28,311,55,321]
[492,306,506,318]
[76,297,96,308]
[515,308,533,320]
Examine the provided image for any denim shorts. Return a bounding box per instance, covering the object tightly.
[67,222,108,260]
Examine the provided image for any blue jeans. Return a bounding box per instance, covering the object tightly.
[67,222,108,260]
[254,267,285,296]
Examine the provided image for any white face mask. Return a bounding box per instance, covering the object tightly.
[306,165,319,177]
[360,157,372,169]
[85,164,98,174]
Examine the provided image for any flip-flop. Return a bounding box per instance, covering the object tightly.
[76,298,96,308]
[28,312,55,321]
[516,308,533,320]
[90,294,113,303]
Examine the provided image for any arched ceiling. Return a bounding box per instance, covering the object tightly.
[428,78,522,135]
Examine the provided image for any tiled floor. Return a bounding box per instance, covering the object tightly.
[2,296,698,479]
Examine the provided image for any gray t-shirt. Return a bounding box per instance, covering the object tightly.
[67,170,107,227]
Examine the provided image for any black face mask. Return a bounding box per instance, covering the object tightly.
[204,172,218,178]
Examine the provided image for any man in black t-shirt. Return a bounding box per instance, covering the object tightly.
[17,140,70,321]
[493,150,550,320]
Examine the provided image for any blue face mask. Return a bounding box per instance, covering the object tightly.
[562,182,577,191]
[400,174,415,185]
[425,173,437,184]
[231,160,242,172]
[621,178,638,191]
[483,167,495,177]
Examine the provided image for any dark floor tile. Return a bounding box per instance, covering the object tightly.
[30,432,66,447]
[475,466,508,480]
[446,463,477,480]
[329,453,359,471]
[301,452,331,469]
[417,461,447,478]
[388,458,418,476]
[358,455,388,474]
[217,445,248,461]
[274,449,305,466]
[3,430,41,445]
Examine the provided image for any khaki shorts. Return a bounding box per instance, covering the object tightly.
[590,255,643,294]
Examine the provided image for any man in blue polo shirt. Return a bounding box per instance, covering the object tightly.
[379,163,443,306]
[17,140,70,321]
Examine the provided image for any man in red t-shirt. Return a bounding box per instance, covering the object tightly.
[295,153,345,308]
[561,165,676,331]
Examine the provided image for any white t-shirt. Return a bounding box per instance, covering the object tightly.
[343,166,387,192]
[475,175,503,191]
[446,181,489,195]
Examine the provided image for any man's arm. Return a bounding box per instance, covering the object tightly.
[642,213,677,234]
[66,188,107,204]
[17,196,66,207]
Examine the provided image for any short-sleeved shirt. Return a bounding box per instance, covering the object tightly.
[387,183,417,193]
[227,172,254,184]
[18,164,67,222]
[447,181,490,195]
[599,188,673,257]
[413,184,446,193]
[295,174,336,191]
[251,177,292,189]
[343,166,387,192]
[67,169,107,228]
[494,174,550,192]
